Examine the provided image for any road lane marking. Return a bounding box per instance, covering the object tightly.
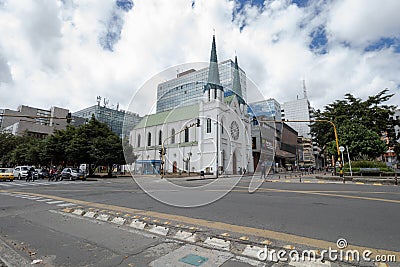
[233,186,400,204]
[36,198,54,202]
[8,190,400,260]
[57,203,77,207]
[46,200,65,204]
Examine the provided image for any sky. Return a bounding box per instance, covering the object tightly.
[0,0,400,115]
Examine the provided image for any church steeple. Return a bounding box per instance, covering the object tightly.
[232,55,244,104]
[205,35,223,93]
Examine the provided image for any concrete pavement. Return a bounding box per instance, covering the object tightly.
[0,176,399,266]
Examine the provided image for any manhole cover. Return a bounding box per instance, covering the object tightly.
[179,254,208,266]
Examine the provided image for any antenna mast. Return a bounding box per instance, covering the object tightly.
[302,79,308,99]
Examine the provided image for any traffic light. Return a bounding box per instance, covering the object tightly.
[252,116,258,125]
[197,118,200,127]
[66,112,72,123]
[159,148,167,156]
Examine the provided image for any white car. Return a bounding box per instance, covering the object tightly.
[13,166,32,179]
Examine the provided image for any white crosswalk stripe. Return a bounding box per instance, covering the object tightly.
[57,203,77,207]
[46,200,64,204]
[0,180,87,188]
[1,192,78,207]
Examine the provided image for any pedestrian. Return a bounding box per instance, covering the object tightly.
[261,162,266,179]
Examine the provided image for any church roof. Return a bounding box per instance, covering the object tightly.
[206,35,223,91]
[232,56,244,104]
[135,104,199,129]
[224,95,235,104]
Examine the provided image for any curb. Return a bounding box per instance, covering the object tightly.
[59,207,366,267]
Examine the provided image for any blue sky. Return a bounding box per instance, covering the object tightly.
[0,0,399,113]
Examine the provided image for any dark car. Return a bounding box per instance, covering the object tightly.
[36,168,50,179]
[61,168,86,181]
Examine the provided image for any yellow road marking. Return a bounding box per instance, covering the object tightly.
[355,182,365,185]
[234,186,400,204]
[6,190,399,259]
[373,183,383,186]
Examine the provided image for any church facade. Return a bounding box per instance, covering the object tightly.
[130,36,253,175]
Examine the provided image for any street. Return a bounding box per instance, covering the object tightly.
[0,175,399,266]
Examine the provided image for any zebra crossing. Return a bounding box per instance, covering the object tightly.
[0,192,78,207]
[0,180,86,188]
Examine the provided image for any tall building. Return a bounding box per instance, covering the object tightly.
[281,98,314,138]
[130,35,253,175]
[73,100,141,138]
[281,90,322,168]
[156,59,247,113]
[0,105,69,138]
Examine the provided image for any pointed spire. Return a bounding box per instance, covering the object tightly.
[210,35,218,63]
[232,55,244,104]
[205,35,223,91]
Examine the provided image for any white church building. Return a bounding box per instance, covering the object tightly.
[130,36,254,176]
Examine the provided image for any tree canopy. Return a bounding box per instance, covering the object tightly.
[311,89,399,160]
[0,117,134,176]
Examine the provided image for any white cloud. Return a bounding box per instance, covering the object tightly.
[327,0,400,46]
[0,0,399,115]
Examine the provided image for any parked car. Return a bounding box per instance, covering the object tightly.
[0,168,14,181]
[13,166,32,179]
[36,168,50,179]
[61,168,86,181]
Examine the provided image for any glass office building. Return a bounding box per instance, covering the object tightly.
[73,105,141,138]
[248,98,282,121]
[281,98,314,138]
[156,59,247,113]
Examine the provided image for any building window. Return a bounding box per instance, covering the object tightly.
[159,130,162,145]
[206,118,211,133]
[214,89,217,99]
[221,120,224,134]
[147,132,152,146]
[184,128,189,142]
[137,134,141,147]
[171,129,175,144]
[252,137,257,149]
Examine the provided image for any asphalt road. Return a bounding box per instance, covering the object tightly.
[0,176,399,266]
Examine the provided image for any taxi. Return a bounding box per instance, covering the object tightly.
[0,168,14,181]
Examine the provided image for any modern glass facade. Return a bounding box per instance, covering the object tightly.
[73,105,141,138]
[248,98,282,121]
[156,59,247,113]
[281,98,313,138]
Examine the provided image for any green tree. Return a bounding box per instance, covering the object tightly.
[46,126,77,166]
[0,132,19,166]
[311,89,399,160]
[122,137,137,165]
[64,116,125,176]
